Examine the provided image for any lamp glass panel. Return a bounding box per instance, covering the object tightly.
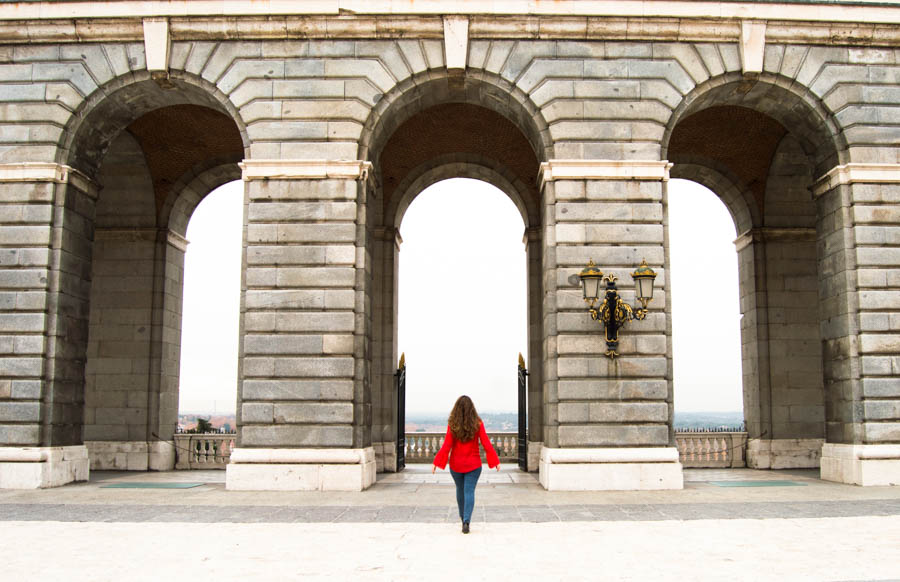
[636,277,654,301]
[583,276,601,300]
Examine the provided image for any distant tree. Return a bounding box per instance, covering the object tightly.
[196,417,213,433]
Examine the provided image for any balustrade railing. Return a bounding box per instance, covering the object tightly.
[172,430,749,470]
[675,432,747,468]
[404,432,519,463]
[174,434,236,469]
[403,431,749,468]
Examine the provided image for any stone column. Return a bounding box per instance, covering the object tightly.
[736,228,825,469]
[524,226,543,471]
[0,163,96,488]
[226,160,375,491]
[370,226,400,472]
[814,163,900,486]
[537,160,682,490]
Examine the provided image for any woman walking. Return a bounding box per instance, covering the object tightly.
[432,395,500,533]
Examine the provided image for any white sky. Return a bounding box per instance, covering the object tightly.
[178,177,743,415]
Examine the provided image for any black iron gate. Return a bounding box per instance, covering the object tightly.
[395,353,406,471]
[517,353,528,471]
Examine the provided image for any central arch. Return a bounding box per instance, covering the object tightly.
[362,72,551,472]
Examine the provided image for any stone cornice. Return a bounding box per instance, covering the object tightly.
[539,160,672,190]
[240,159,372,181]
[2,1,898,24]
[813,163,900,198]
[0,7,899,46]
[0,162,97,197]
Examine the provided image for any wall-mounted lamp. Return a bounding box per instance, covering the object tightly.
[577,259,657,359]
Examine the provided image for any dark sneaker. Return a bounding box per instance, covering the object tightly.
[462,521,470,534]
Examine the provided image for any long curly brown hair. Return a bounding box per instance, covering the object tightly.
[448,395,481,442]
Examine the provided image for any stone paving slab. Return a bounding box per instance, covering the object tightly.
[3,518,900,582]
[3,498,899,523]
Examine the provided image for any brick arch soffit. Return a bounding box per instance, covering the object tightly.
[389,156,533,232]
[662,73,847,222]
[59,70,249,225]
[669,162,757,235]
[163,161,243,239]
[359,70,553,163]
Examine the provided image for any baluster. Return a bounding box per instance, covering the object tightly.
[703,437,712,461]
[685,438,694,462]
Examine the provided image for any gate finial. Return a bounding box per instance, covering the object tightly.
[518,353,525,369]
[399,352,405,369]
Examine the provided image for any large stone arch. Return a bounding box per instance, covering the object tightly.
[54,74,247,471]
[361,71,551,472]
[663,74,846,470]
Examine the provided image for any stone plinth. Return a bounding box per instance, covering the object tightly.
[226,447,376,491]
[0,445,89,489]
[821,443,900,486]
[85,440,176,471]
[539,446,683,491]
[747,438,824,469]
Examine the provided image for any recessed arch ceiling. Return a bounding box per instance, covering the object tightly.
[125,104,244,212]
[668,106,787,217]
[379,103,539,208]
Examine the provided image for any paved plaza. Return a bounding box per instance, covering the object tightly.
[2,466,899,581]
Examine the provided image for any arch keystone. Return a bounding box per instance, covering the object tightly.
[142,18,170,74]
[443,16,469,70]
[740,20,766,74]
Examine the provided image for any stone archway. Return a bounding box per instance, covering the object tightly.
[60,77,246,471]
[361,73,551,472]
[663,75,845,471]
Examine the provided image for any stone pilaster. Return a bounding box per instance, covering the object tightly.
[813,163,900,486]
[0,163,97,488]
[226,159,375,491]
[734,227,825,469]
[538,160,682,490]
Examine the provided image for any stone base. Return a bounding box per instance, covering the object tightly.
[85,440,176,471]
[0,445,90,489]
[747,438,824,469]
[373,441,398,472]
[538,446,683,491]
[820,443,900,486]
[226,447,376,491]
[527,441,543,473]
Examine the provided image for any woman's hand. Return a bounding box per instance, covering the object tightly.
[495,464,501,471]
[432,465,437,474]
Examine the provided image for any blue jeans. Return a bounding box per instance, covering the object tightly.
[449,466,482,523]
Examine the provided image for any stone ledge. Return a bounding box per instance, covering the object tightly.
[539,446,683,490]
[821,443,900,486]
[240,159,372,181]
[0,445,89,489]
[0,162,97,197]
[813,163,900,198]
[226,446,376,491]
[539,160,672,190]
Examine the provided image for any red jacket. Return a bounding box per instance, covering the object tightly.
[433,421,500,472]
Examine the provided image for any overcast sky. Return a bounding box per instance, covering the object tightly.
[178,177,743,415]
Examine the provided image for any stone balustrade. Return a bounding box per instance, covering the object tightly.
[404,432,519,464]
[173,434,236,469]
[675,432,748,468]
[171,431,749,470]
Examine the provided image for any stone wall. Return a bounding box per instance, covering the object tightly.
[0,4,897,488]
